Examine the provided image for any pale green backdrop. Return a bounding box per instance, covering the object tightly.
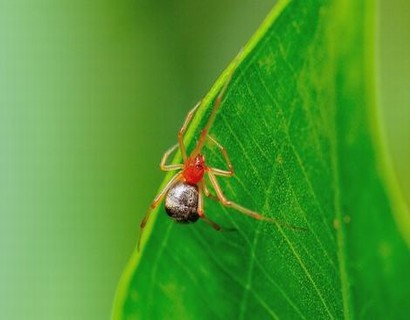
[0,0,408,319]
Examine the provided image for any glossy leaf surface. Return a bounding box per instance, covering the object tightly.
[114,0,410,318]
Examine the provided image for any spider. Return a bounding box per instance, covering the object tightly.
[138,58,303,249]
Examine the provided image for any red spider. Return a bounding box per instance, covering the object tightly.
[138,55,303,249]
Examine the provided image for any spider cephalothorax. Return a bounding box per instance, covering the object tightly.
[183,154,206,185]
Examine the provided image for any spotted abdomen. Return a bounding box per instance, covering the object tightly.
[165,181,199,223]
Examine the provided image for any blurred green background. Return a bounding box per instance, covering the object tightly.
[0,0,408,319]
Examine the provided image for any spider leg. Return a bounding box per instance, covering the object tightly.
[201,180,220,202]
[179,101,201,161]
[160,143,183,171]
[207,170,306,231]
[192,49,243,156]
[206,135,234,177]
[197,187,222,231]
[138,172,183,251]
[199,182,237,232]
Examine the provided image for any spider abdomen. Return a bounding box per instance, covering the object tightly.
[165,181,199,223]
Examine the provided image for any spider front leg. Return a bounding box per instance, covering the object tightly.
[206,170,306,231]
[160,143,183,171]
[207,135,234,177]
[192,48,243,156]
[178,101,201,160]
[138,172,182,250]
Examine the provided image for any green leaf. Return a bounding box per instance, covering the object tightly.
[113,0,410,318]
